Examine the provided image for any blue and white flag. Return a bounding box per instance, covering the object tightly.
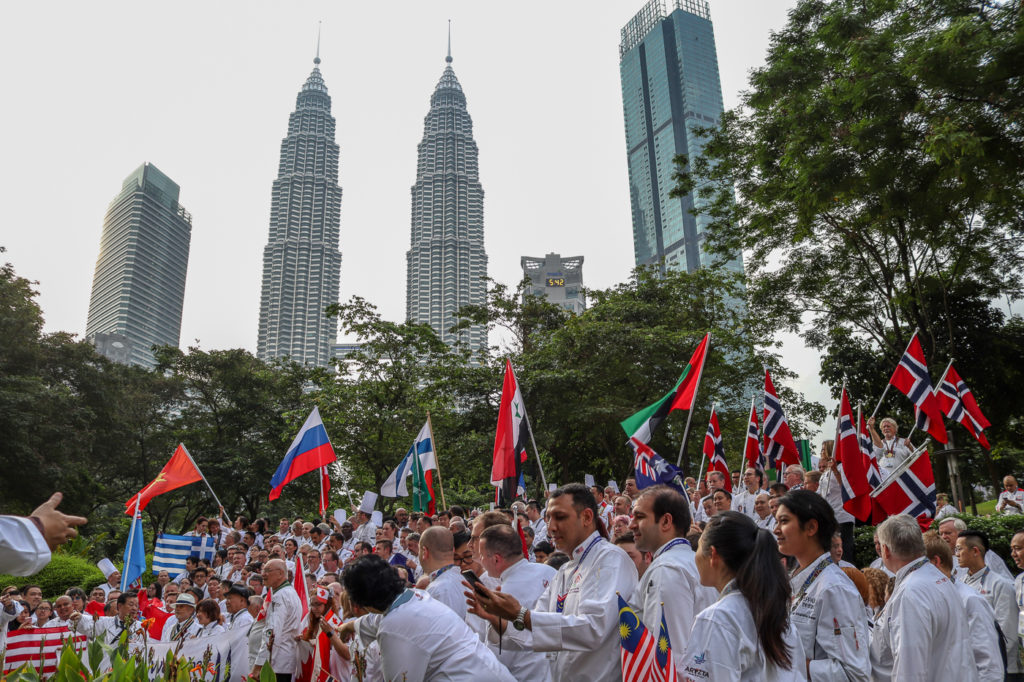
[120,504,146,591]
[380,421,436,497]
[628,437,686,495]
[153,533,216,575]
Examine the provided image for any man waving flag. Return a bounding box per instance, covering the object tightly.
[886,331,947,443]
[270,407,337,501]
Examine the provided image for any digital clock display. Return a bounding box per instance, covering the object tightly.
[546,278,566,287]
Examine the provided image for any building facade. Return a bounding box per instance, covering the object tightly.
[86,163,192,369]
[405,46,488,358]
[619,0,743,276]
[521,253,586,314]
[257,55,343,367]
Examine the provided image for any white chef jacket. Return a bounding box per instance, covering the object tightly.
[683,582,807,681]
[731,488,767,520]
[818,470,854,524]
[873,439,911,479]
[79,615,145,645]
[158,615,202,642]
[255,583,303,675]
[963,565,1020,673]
[997,489,1024,515]
[483,558,556,681]
[352,521,377,546]
[194,621,225,639]
[870,558,977,682]
[935,503,959,520]
[0,516,50,576]
[788,553,870,681]
[755,513,777,531]
[226,608,254,632]
[0,601,23,655]
[352,589,514,682]
[869,557,895,578]
[530,531,639,682]
[530,518,548,546]
[630,536,716,676]
[425,565,467,620]
[954,549,1013,582]
[954,578,1004,682]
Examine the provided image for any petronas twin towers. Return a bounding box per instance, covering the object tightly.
[257,38,487,367]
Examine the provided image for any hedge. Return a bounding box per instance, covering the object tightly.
[0,553,158,601]
[853,513,1024,574]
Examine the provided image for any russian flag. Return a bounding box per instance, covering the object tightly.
[270,407,337,501]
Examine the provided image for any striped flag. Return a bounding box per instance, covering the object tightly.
[702,407,730,491]
[153,533,216,575]
[836,391,871,521]
[743,399,765,473]
[935,365,990,449]
[763,370,800,469]
[2,626,86,675]
[872,444,936,530]
[618,594,656,682]
[654,608,677,682]
[887,331,947,443]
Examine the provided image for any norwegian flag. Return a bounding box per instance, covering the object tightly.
[887,332,947,443]
[935,365,991,449]
[858,411,887,524]
[3,626,86,675]
[743,399,765,473]
[873,445,937,531]
[618,594,656,682]
[763,370,800,469]
[836,391,872,521]
[702,407,731,491]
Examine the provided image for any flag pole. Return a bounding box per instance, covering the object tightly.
[871,439,931,497]
[178,444,225,513]
[870,328,920,420]
[822,383,846,500]
[522,408,549,493]
[676,333,711,468]
[426,412,448,511]
[694,402,716,486]
[121,496,141,592]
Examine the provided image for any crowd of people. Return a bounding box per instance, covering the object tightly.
[4,427,1024,680]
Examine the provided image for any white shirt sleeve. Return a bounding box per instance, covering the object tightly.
[0,516,50,576]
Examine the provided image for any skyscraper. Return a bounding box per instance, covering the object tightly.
[257,51,343,367]
[86,163,192,369]
[521,253,586,315]
[619,0,743,275]
[406,37,488,357]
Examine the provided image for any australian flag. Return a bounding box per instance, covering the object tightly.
[629,437,686,495]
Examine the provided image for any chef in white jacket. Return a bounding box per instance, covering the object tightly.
[870,514,978,682]
[923,531,1003,682]
[628,484,716,676]
[685,511,807,681]
[774,490,870,681]
[250,559,303,680]
[469,523,556,681]
[419,526,468,619]
[471,483,638,682]
[956,529,1021,677]
[731,467,768,520]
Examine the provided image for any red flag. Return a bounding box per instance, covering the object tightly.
[743,400,764,472]
[512,514,530,559]
[763,370,800,468]
[294,552,310,624]
[125,444,202,514]
[137,589,172,636]
[836,391,871,521]
[702,407,731,491]
[667,333,709,412]
[873,447,936,531]
[887,332,947,443]
[491,359,529,504]
[256,587,272,622]
[935,365,991,449]
[319,466,331,517]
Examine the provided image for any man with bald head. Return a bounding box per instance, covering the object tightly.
[419,527,465,619]
[250,559,303,681]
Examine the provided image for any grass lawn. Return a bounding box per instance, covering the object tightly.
[972,498,998,515]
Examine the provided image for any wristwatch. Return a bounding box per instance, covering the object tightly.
[512,605,528,631]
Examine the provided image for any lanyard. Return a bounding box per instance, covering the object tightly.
[556,536,603,613]
[894,558,930,592]
[655,538,691,558]
[790,556,833,612]
[430,564,456,580]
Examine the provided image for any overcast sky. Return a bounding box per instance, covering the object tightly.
[1,1,839,435]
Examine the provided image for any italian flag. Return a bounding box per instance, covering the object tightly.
[620,333,709,443]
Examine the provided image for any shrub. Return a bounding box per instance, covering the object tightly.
[0,554,105,599]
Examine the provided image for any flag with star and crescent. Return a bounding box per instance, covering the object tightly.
[618,594,656,682]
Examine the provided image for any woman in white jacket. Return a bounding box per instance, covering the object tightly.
[685,510,806,681]
[193,598,225,638]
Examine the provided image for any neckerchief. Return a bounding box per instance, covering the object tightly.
[556,535,604,613]
[171,614,195,640]
[790,555,833,612]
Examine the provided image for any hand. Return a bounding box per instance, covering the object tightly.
[466,580,521,621]
[337,620,356,642]
[463,581,501,627]
[31,493,87,550]
[867,417,876,428]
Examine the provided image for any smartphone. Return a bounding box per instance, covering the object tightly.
[462,570,485,593]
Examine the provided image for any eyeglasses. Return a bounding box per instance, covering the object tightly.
[455,553,475,566]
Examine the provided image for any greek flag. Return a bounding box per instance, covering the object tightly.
[153,533,216,575]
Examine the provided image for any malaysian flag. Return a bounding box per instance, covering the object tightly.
[887,332,947,443]
[618,594,656,682]
[763,370,800,469]
[3,626,86,675]
[702,407,731,491]
[935,364,990,449]
[836,391,871,521]
[872,442,937,531]
[153,533,217,576]
[654,607,677,682]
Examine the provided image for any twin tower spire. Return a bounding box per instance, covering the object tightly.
[256,24,487,367]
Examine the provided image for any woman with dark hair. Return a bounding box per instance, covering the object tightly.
[193,598,224,638]
[686,511,804,679]
[337,555,514,681]
[284,538,299,560]
[65,587,87,613]
[774,490,870,680]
